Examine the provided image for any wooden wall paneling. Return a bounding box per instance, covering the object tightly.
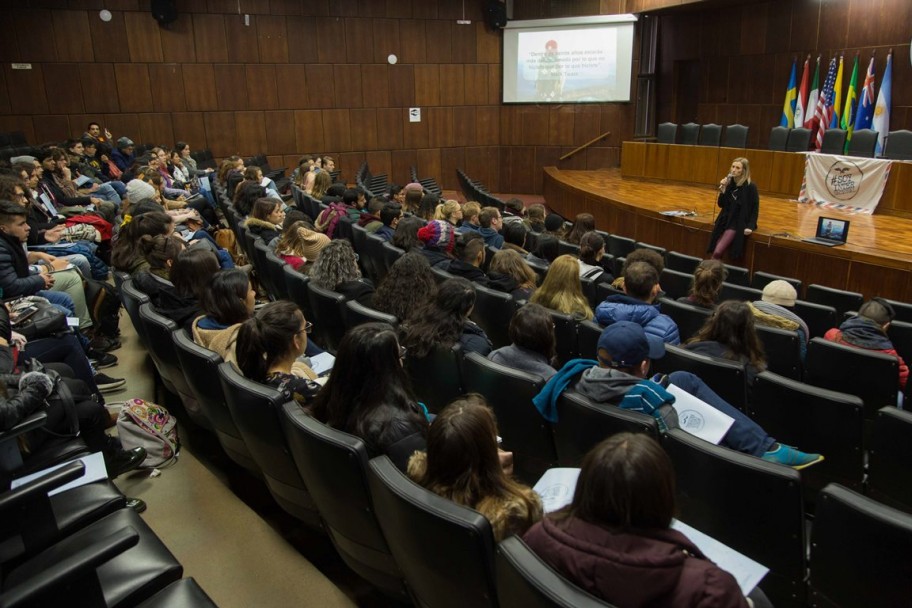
[330,0,359,17]
[275,65,310,109]
[3,64,48,115]
[762,0,793,55]
[739,148,773,192]
[388,65,414,108]
[424,20,453,64]
[439,0,482,20]
[0,16,22,62]
[371,19,400,63]
[767,152,804,197]
[264,110,296,155]
[235,111,268,156]
[414,65,441,107]
[192,14,229,63]
[736,105,764,148]
[642,143,670,180]
[880,160,912,216]
[384,0,411,19]
[879,0,912,46]
[123,11,163,62]
[621,142,646,178]
[411,0,438,20]
[225,15,260,63]
[507,146,535,193]
[440,147,466,191]
[597,104,623,146]
[213,64,249,111]
[475,23,500,64]
[499,105,519,146]
[398,20,427,65]
[548,106,575,147]
[453,107,476,147]
[322,109,352,152]
[376,108,403,149]
[847,261,910,301]
[633,215,667,248]
[42,64,85,115]
[113,64,153,113]
[520,108,551,147]
[796,249,851,293]
[170,112,209,151]
[333,65,364,109]
[452,24,477,64]
[15,10,57,62]
[304,65,336,108]
[339,152,366,184]
[89,11,129,63]
[257,15,290,63]
[356,0,388,18]
[361,65,390,108]
[438,65,465,106]
[32,116,71,145]
[585,146,619,171]
[469,146,501,192]
[138,113,175,148]
[102,113,140,146]
[203,111,237,158]
[0,71,10,116]
[689,146,721,186]
[665,145,696,183]
[159,14,197,62]
[402,112,428,149]
[787,1,820,52]
[350,108,379,150]
[301,0,331,17]
[246,65,279,110]
[148,64,187,112]
[344,18,375,64]
[475,106,500,146]
[816,1,849,52]
[285,16,319,63]
[266,156,286,172]
[282,154,301,171]
[105,0,142,12]
[426,107,454,148]
[737,3,767,56]
[0,116,34,143]
[52,10,94,62]
[463,64,488,105]
[416,148,442,187]
[751,240,802,279]
[315,17,346,64]
[294,109,325,153]
[365,151,391,179]
[533,146,562,193]
[486,64,501,105]
[182,64,218,111]
[391,149,418,185]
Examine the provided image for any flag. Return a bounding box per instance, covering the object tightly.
[804,56,821,130]
[794,55,811,128]
[872,51,892,156]
[841,53,859,152]
[853,53,876,132]
[780,58,798,127]
[829,55,844,129]
[813,56,838,151]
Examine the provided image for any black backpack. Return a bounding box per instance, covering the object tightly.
[83,277,121,338]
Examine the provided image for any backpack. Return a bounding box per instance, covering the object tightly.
[315,202,349,239]
[83,277,121,338]
[115,398,180,468]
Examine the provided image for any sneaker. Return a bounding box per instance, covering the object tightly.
[104,447,146,478]
[90,335,122,352]
[126,497,147,514]
[88,350,118,369]
[761,443,825,470]
[95,373,126,393]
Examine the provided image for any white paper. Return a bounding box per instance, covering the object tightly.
[309,352,335,377]
[11,452,108,496]
[66,316,80,327]
[672,519,769,596]
[533,467,581,513]
[667,385,735,445]
[74,175,94,187]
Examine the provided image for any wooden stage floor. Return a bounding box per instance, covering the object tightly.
[542,167,912,301]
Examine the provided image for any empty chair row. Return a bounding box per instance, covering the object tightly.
[657,122,749,148]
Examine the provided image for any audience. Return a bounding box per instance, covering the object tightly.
[416,219,456,270]
[244,197,285,245]
[192,268,255,363]
[136,247,219,332]
[751,280,809,359]
[274,220,329,271]
[487,249,537,300]
[595,260,680,344]
[686,300,768,385]
[680,259,727,309]
[564,213,595,245]
[578,231,613,284]
[402,277,492,357]
[376,203,402,242]
[478,207,505,249]
[488,304,557,380]
[373,252,437,324]
[308,240,374,306]
[447,234,490,286]
[530,255,593,320]
[392,215,423,251]
[434,200,462,226]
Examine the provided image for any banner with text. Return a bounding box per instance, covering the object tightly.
[798,153,892,214]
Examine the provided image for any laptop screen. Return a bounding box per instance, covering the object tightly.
[816,217,849,243]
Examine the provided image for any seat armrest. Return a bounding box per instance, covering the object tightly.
[0,461,85,514]
[0,412,47,443]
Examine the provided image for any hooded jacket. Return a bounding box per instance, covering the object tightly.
[523,517,749,608]
[825,316,908,389]
[191,317,240,364]
[0,232,45,298]
[447,260,490,286]
[460,320,493,356]
[244,217,282,245]
[595,294,681,345]
[133,272,204,333]
[478,226,505,249]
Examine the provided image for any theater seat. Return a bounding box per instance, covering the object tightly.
[136,578,219,608]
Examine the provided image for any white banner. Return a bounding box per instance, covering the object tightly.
[798,153,892,214]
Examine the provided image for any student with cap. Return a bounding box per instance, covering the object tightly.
[112,137,136,172]
[750,279,809,359]
[416,219,456,270]
[543,213,565,237]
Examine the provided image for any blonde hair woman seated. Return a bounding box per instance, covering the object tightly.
[530,254,593,320]
[434,200,463,226]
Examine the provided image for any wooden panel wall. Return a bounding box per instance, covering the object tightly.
[657,0,912,150]
[0,0,662,194]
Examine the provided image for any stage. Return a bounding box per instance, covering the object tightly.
[542,166,912,302]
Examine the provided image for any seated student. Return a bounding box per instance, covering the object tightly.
[309,322,429,471]
[192,269,255,363]
[373,252,437,324]
[358,197,386,232]
[274,220,329,272]
[824,298,908,392]
[393,215,424,251]
[478,207,505,249]
[308,240,374,306]
[135,233,183,283]
[457,201,482,235]
[236,301,320,408]
[502,198,526,224]
[111,211,174,275]
[447,233,490,286]
[135,247,218,332]
[530,255,593,321]
[487,249,538,301]
[596,261,680,345]
[434,200,463,227]
[523,433,757,608]
[526,203,546,233]
[610,247,665,293]
[402,186,423,216]
[501,222,532,257]
[416,219,456,270]
[564,213,595,246]
[343,188,365,221]
[416,193,440,221]
[408,395,543,542]
[528,234,559,266]
[750,280,809,359]
[488,303,557,380]
[233,183,266,217]
[543,213,566,239]
[402,277,493,357]
[680,259,727,309]
[244,197,285,246]
[578,231,613,284]
[686,300,767,386]
[375,202,402,242]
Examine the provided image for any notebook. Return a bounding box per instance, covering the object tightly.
[802,216,849,247]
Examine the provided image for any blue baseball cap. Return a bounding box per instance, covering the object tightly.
[596,321,665,367]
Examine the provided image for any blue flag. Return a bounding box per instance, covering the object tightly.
[780,59,798,128]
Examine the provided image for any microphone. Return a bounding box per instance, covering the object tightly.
[720,172,733,192]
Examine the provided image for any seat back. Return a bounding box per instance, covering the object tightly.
[368,456,498,608]
[755,324,802,380]
[263,249,289,300]
[341,299,397,330]
[769,126,790,151]
[252,239,275,299]
[879,297,912,323]
[217,362,320,526]
[867,406,912,511]
[805,337,898,418]
[306,282,347,353]
[283,264,313,320]
[820,128,848,155]
[461,352,554,483]
[362,233,389,283]
[697,123,722,146]
[665,251,701,274]
[656,297,711,343]
[548,309,578,365]
[333,216,355,242]
[381,241,405,273]
[723,123,749,148]
[722,263,749,286]
[496,536,616,608]
[556,240,580,258]
[658,268,692,300]
[652,343,747,410]
[137,303,180,394]
[633,241,666,259]
[846,128,878,158]
[809,484,912,608]
[793,299,837,339]
[405,344,463,414]
[679,122,700,145]
[718,282,762,302]
[805,284,863,319]
[656,122,677,144]
[606,234,635,258]
[280,404,406,598]
[469,285,515,350]
[750,271,802,295]
[662,429,806,607]
[242,228,259,263]
[554,391,658,467]
[785,127,811,152]
[120,279,150,347]
[576,319,603,361]
[883,129,912,161]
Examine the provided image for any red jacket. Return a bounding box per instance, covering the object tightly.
[824,318,908,390]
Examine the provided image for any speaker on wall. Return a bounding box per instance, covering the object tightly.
[484,0,507,30]
[151,0,178,26]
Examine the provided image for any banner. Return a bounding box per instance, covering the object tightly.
[798,153,892,214]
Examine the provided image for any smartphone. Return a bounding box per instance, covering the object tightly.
[10,305,38,325]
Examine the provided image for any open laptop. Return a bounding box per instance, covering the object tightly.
[803,217,850,247]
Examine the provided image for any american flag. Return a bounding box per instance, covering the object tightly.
[813,56,839,151]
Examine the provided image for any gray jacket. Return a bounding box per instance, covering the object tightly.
[488,345,557,380]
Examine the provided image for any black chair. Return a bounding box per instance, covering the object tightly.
[697,123,722,147]
[217,362,321,527]
[340,299,397,331]
[469,285,515,350]
[633,241,666,259]
[868,406,912,511]
[750,271,801,295]
[755,324,802,380]
[496,536,616,608]
[883,129,912,161]
[793,299,837,339]
[662,429,806,608]
[809,483,912,608]
[306,282,347,353]
[580,276,598,310]
[749,372,864,494]
[461,352,554,484]
[665,251,701,274]
[406,344,463,414]
[252,239,276,299]
[576,319,603,361]
[430,266,453,285]
[723,124,749,148]
[722,263,749,286]
[656,122,677,144]
[548,309,578,366]
[820,128,848,155]
[596,282,624,303]
[172,331,259,474]
[769,126,790,151]
[659,268,692,300]
[136,578,219,608]
[657,297,711,343]
[120,279,151,347]
[380,241,405,274]
[678,122,699,145]
[804,337,898,419]
[280,404,408,600]
[785,127,811,152]
[606,234,635,259]
[556,240,580,258]
[846,128,878,158]
[879,297,912,323]
[112,270,129,292]
[242,228,259,264]
[718,282,762,302]
[264,248,289,300]
[362,232,389,283]
[554,391,658,467]
[333,216,355,243]
[652,343,747,410]
[138,304,200,416]
[368,456,498,608]
[806,284,863,319]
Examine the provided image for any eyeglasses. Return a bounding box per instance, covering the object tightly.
[298,321,313,335]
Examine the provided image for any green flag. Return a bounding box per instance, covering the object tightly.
[842,54,859,152]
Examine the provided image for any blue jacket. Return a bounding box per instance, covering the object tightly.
[532,358,597,423]
[112,148,135,172]
[595,295,681,345]
[478,226,505,249]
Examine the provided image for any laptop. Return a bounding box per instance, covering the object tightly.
[803,217,850,247]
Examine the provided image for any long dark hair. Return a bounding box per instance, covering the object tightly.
[201,268,251,325]
[393,216,424,250]
[139,234,183,271]
[237,301,305,382]
[565,213,596,245]
[112,212,173,272]
[171,248,219,300]
[402,277,476,358]
[579,231,605,266]
[689,300,766,369]
[373,252,437,323]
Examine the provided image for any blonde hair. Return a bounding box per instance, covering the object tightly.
[434,200,461,224]
[275,221,319,258]
[530,255,593,320]
[462,201,482,222]
[490,249,537,291]
[733,157,752,186]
